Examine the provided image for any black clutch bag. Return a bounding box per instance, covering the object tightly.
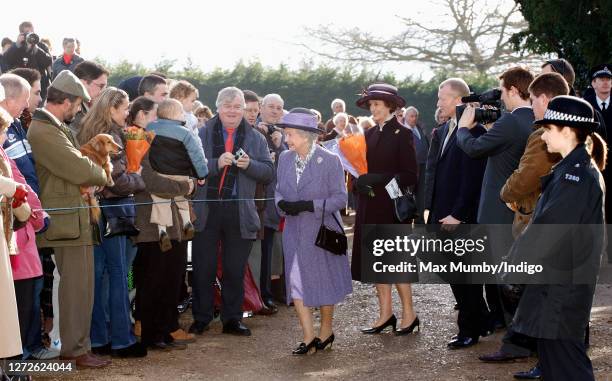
[393,176,418,222]
[315,200,347,256]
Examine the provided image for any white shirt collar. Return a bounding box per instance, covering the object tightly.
[596,95,610,107]
[511,105,533,114]
[378,114,395,131]
[39,108,63,126]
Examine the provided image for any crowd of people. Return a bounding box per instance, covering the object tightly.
[0,20,610,381]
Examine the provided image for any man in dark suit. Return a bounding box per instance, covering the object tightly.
[404,106,430,223]
[429,78,488,349]
[456,67,535,331]
[584,65,612,132]
[584,66,612,264]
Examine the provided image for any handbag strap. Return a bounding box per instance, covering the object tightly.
[321,200,345,235]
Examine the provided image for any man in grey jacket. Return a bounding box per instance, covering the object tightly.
[190,87,274,337]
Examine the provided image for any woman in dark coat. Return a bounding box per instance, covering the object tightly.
[352,83,420,335]
[507,96,606,381]
[275,108,352,354]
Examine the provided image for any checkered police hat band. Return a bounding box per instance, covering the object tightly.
[544,109,595,123]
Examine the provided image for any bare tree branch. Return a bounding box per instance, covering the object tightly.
[302,0,542,75]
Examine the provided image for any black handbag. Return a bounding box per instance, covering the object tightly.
[315,200,348,256]
[100,196,140,238]
[393,176,418,222]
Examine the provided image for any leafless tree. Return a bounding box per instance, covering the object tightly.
[303,0,542,75]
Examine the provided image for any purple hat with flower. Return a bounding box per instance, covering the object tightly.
[276,107,325,134]
[356,82,406,110]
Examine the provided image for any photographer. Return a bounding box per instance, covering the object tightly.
[3,22,52,100]
[457,67,534,224]
[456,66,535,335]
[254,93,286,312]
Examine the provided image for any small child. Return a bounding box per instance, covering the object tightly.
[147,99,208,251]
[170,80,200,138]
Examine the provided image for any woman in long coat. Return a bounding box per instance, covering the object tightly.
[507,96,606,380]
[352,83,420,335]
[275,108,352,355]
[0,103,31,358]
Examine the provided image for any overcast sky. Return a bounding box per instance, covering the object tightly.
[2,0,515,79]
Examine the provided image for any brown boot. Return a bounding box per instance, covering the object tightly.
[159,231,172,252]
[183,222,195,240]
[170,328,196,344]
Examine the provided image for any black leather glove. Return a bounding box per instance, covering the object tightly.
[355,173,390,195]
[277,200,314,216]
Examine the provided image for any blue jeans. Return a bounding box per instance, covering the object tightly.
[23,274,44,358]
[125,239,138,274]
[90,225,135,350]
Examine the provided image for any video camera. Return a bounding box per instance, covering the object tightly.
[24,32,40,46]
[456,88,502,124]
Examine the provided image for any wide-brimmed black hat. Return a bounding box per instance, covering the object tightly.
[275,107,325,134]
[590,64,612,80]
[534,95,599,132]
[356,83,406,110]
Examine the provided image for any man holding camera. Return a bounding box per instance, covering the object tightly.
[190,87,274,336]
[255,93,286,312]
[3,22,52,100]
[456,66,535,340]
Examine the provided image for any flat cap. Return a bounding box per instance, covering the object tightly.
[50,70,91,102]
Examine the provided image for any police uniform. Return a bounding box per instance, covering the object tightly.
[506,96,604,381]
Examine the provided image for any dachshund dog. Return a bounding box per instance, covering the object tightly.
[79,134,122,222]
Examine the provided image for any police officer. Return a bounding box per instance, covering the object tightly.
[505,96,606,381]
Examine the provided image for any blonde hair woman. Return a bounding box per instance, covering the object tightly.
[78,87,148,357]
[0,94,32,358]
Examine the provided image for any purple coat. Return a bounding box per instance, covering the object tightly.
[275,145,352,307]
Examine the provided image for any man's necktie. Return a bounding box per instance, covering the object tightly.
[218,128,236,195]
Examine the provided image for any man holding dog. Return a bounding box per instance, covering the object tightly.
[27,70,109,369]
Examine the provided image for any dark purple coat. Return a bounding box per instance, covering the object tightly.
[351,117,419,281]
[275,145,352,307]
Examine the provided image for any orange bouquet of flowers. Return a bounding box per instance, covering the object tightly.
[338,133,367,176]
[338,124,375,196]
[124,126,155,173]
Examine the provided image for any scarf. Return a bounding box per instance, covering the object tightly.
[0,150,15,255]
[63,54,73,65]
[206,117,246,200]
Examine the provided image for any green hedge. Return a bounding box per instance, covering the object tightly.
[98,59,497,134]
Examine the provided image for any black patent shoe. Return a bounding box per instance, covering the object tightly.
[222,320,252,336]
[315,333,335,351]
[112,342,148,358]
[513,364,542,379]
[361,314,397,334]
[395,316,420,336]
[447,336,478,349]
[292,338,320,355]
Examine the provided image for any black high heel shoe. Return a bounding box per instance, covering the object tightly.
[316,333,335,350]
[395,316,420,336]
[361,314,397,334]
[292,338,320,355]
